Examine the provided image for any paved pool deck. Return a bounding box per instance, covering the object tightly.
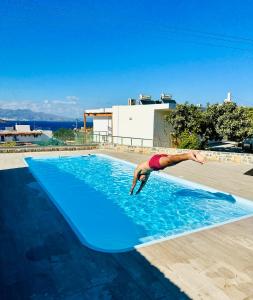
[0,150,253,300]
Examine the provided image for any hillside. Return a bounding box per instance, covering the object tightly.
[0,108,73,121]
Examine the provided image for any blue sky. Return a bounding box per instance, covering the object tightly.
[0,0,253,117]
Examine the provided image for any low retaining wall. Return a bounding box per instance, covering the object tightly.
[0,144,99,153]
[99,143,253,165]
[1,142,252,165]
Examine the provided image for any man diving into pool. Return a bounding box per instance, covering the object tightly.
[129,151,205,195]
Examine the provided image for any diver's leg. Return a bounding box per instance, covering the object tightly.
[160,151,205,168]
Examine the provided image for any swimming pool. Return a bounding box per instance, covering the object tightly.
[25,154,253,252]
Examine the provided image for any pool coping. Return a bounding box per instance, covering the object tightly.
[23,153,253,253]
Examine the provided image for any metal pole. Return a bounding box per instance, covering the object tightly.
[83,114,86,132]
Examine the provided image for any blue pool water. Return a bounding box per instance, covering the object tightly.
[25,154,253,252]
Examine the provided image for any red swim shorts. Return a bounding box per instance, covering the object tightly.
[148,154,168,171]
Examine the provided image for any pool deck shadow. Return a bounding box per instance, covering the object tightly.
[0,167,189,300]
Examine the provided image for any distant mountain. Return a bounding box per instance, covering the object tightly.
[0,108,73,121]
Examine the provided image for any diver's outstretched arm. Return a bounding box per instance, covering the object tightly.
[129,177,137,195]
[129,169,141,195]
[135,174,150,195]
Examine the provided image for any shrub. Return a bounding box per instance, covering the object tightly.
[1,141,17,147]
[53,128,75,141]
[35,138,65,146]
[166,102,253,146]
[178,131,201,149]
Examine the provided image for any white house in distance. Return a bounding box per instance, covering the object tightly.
[0,124,52,143]
[84,94,176,147]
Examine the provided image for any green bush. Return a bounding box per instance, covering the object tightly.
[166,102,253,145]
[0,141,17,147]
[35,138,65,146]
[53,128,75,141]
[178,131,201,149]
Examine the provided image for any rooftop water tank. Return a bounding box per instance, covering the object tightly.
[128,98,136,105]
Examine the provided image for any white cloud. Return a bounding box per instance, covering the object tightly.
[0,96,83,118]
[51,100,77,105]
[66,95,79,102]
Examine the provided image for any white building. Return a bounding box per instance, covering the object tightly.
[0,124,52,143]
[84,108,112,137]
[224,92,233,103]
[84,101,175,147]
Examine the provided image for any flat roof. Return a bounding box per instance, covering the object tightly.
[84,108,112,113]
[85,104,173,113]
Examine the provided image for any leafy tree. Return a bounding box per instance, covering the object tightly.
[53,128,75,141]
[178,131,201,149]
[215,103,253,141]
[245,107,253,126]
[166,102,253,147]
[166,103,204,136]
[166,103,207,148]
[202,104,224,142]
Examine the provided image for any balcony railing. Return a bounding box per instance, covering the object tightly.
[0,131,153,149]
[77,132,153,147]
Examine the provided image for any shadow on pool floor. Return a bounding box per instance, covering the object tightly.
[0,167,189,300]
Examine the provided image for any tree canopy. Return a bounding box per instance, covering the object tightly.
[166,102,253,148]
[214,103,253,141]
[53,128,75,141]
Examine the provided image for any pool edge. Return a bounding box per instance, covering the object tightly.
[23,154,253,253]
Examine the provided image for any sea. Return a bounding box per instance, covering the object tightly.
[0,120,93,131]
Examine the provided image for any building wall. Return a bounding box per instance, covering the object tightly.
[112,105,170,147]
[16,135,38,142]
[39,130,53,141]
[153,111,173,147]
[3,135,36,142]
[15,125,31,132]
[2,136,15,142]
[112,105,154,147]
[93,116,112,135]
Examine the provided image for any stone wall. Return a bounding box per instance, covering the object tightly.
[99,143,253,165]
[1,142,252,165]
[0,144,98,153]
